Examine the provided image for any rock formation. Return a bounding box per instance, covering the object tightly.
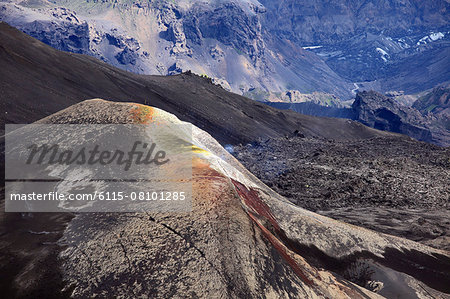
[3,99,449,298]
[352,90,450,146]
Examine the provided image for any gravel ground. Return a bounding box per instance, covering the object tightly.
[233,135,450,251]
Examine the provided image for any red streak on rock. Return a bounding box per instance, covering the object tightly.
[231,179,314,286]
[231,179,280,231]
[247,210,315,286]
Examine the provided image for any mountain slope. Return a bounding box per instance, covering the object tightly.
[260,0,449,45]
[2,0,449,98]
[0,0,354,98]
[413,85,450,116]
[260,0,450,94]
[0,21,396,145]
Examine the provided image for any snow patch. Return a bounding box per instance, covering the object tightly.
[376,48,389,62]
[417,32,444,45]
[302,45,323,50]
[430,32,444,41]
[351,83,359,94]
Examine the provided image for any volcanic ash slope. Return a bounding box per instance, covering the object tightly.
[28,100,450,298]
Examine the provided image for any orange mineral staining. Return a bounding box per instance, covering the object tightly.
[129,104,156,124]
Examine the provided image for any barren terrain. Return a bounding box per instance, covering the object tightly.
[233,136,450,251]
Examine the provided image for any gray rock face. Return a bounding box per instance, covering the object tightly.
[259,0,449,45]
[0,3,151,71]
[0,21,392,145]
[21,8,90,55]
[184,2,264,64]
[352,91,438,144]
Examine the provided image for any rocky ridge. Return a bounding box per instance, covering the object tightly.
[264,90,450,146]
[0,21,393,145]
[2,0,449,98]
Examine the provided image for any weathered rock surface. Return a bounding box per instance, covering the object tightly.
[2,99,449,298]
[352,90,450,146]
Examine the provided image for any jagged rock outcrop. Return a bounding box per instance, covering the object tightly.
[3,99,449,298]
[0,3,153,72]
[21,7,91,54]
[260,89,449,146]
[352,91,435,143]
[183,2,265,65]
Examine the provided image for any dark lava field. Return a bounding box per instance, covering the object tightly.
[233,135,450,251]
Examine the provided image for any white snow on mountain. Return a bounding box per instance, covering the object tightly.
[417,32,445,45]
[376,47,389,62]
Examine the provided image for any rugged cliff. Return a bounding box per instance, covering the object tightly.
[352,91,449,146]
